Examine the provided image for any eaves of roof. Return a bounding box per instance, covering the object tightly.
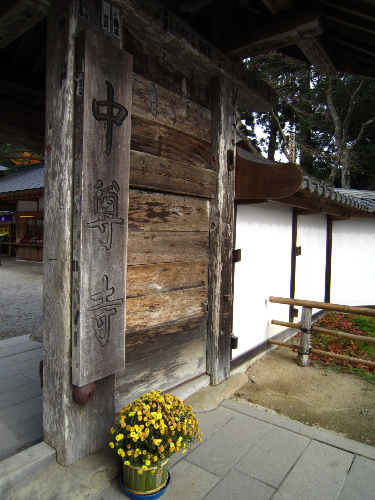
[301,176,375,213]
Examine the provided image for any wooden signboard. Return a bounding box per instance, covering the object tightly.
[72,30,132,386]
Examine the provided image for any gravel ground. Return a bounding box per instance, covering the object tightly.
[0,256,43,340]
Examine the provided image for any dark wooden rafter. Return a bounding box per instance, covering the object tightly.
[0,0,53,50]
[261,0,337,76]
[223,4,325,61]
[121,0,275,112]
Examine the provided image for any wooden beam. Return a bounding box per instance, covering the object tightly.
[298,34,337,76]
[207,75,237,385]
[294,207,321,215]
[0,0,53,50]
[223,5,324,60]
[118,0,276,112]
[277,194,351,217]
[261,1,337,76]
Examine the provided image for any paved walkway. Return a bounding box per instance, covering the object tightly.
[0,334,43,462]
[8,396,375,500]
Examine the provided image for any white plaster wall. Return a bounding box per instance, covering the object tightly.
[294,214,327,320]
[233,202,293,358]
[331,218,375,306]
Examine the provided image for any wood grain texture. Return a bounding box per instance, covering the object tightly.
[43,0,115,466]
[207,76,237,385]
[123,24,211,109]
[129,151,216,198]
[128,190,210,232]
[124,313,208,362]
[115,338,206,410]
[127,231,209,265]
[131,115,212,170]
[132,73,211,142]
[126,261,208,298]
[71,30,132,387]
[126,287,208,331]
[118,0,275,112]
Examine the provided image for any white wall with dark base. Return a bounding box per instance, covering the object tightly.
[233,202,293,358]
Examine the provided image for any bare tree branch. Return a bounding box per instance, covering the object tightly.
[349,117,375,152]
[270,110,295,163]
[236,112,263,156]
[343,79,366,140]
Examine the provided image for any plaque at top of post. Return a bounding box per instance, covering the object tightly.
[72,28,133,387]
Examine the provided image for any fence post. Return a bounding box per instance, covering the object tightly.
[298,307,312,366]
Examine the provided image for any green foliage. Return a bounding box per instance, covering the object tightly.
[240,53,375,188]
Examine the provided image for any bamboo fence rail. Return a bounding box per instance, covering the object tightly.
[268,339,375,368]
[271,319,375,344]
[269,296,375,318]
[269,296,375,368]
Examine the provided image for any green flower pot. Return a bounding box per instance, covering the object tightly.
[122,459,169,496]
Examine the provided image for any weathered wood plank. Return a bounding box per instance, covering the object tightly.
[132,73,211,142]
[44,0,115,466]
[115,338,206,410]
[131,116,212,169]
[207,76,237,385]
[128,190,210,232]
[126,261,208,298]
[129,151,216,198]
[127,231,209,265]
[118,0,275,112]
[125,313,208,362]
[126,287,208,332]
[123,25,211,109]
[71,30,132,387]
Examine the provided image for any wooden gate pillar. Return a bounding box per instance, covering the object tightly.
[207,76,237,385]
[44,0,130,465]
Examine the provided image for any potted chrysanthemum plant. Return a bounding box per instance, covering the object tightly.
[110,390,202,498]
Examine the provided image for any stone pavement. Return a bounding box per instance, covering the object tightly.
[0,334,43,462]
[7,396,375,500]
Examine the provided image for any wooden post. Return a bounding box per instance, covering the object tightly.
[289,208,298,322]
[325,216,332,303]
[297,306,312,366]
[44,0,127,465]
[207,76,237,385]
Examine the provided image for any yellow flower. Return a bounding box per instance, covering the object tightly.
[145,460,150,466]
[142,465,148,470]
[111,427,116,434]
[137,470,143,475]
[117,448,123,455]
[182,449,187,454]
[124,461,130,466]
[109,442,114,448]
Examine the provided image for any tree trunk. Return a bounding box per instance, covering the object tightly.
[341,149,351,188]
[268,111,277,161]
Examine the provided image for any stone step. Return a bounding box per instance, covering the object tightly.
[0,442,56,500]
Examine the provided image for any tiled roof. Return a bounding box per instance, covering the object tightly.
[301,177,375,213]
[0,164,44,194]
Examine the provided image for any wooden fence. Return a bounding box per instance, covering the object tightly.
[268,296,375,368]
